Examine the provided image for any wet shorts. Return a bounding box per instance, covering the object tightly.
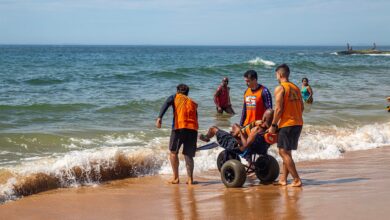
[169,128,198,157]
[216,130,240,153]
[277,125,302,151]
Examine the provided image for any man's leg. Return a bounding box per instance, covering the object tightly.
[278,148,289,186]
[279,148,301,187]
[183,129,198,185]
[184,155,194,185]
[168,152,180,184]
[168,130,181,184]
[225,105,235,114]
[199,126,219,142]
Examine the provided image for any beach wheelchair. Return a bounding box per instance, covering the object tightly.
[199,133,280,188]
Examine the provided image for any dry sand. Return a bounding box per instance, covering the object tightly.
[1,146,390,220]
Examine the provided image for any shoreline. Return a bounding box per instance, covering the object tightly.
[1,146,390,219]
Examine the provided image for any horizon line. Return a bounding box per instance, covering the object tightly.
[1,43,389,47]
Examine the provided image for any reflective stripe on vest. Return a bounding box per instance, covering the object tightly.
[243,86,266,126]
[279,82,303,128]
[174,93,199,130]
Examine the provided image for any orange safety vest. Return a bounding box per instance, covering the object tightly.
[279,82,303,128]
[243,86,266,126]
[174,93,199,131]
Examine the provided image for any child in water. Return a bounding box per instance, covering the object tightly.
[301,78,313,104]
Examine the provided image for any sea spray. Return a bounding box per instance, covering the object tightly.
[248,57,276,66]
[0,148,164,202]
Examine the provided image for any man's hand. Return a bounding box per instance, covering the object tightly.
[269,126,277,134]
[155,118,162,128]
[217,106,223,112]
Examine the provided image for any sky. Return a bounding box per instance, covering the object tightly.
[0,0,389,45]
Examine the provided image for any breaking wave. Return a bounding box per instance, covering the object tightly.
[248,57,276,66]
[0,122,389,202]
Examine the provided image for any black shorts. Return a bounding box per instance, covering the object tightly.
[216,130,240,154]
[169,129,198,157]
[277,125,302,151]
[250,135,270,155]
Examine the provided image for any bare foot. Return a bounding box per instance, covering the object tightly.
[167,178,180,184]
[274,180,287,186]
[199,134,210,142]
[288,179,302,187]
[186,179,198,186]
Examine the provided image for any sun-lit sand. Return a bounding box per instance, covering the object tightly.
[1,146,390,219]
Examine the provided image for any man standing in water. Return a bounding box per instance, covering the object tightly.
[269,64,304,187]
[214,77,235,114]
[156,84,198,185]
[240,70,273,126]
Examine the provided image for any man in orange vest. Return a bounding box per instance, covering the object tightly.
[156,84,198,185]
[240,70,273,126]
[269,64,304,187]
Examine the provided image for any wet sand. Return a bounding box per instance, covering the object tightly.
[1,146,390,219]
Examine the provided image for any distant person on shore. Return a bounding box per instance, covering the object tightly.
[386,97,390,112]
[214,77,235,114]
[301,78,313,104]
[269,64,304,187]
[240,70,272,126]
[156,84,198,185]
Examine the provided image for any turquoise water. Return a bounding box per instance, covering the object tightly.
[0,45,389,200]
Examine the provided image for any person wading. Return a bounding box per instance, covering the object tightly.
[214,77,235,114]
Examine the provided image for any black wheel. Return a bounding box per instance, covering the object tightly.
[220,159,246,188]
[255,155,280,183]
[217,150,241,172]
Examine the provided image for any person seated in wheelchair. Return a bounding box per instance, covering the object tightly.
[199,109,275,160]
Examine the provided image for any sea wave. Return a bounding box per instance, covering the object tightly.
[0,122,389,202]
[0,103,96,113]
[248,57,276,66]
[24,78,67,86]
[0,147,164,202]
[365,54,390,57]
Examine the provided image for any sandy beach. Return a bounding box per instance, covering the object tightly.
[0,146,389,219]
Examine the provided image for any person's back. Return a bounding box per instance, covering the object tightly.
[173,93,198,130]
[280,82,303,128]
[156,84,198,185]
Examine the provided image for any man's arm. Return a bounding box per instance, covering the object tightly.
[156,95,174,128]
[269,86,284,134]
[240,101,247,126]
[213,86,222,106]
[239,127,260,151]
[262,87,273,110]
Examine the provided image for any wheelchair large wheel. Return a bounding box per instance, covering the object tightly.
[255,155,280,183]
[217,150,241,172]
[220,159,246,188]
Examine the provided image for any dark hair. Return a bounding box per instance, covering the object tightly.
[302,77,309,83]
[244,70,258,80]
[176,84,189,95]
[275,63,290,78]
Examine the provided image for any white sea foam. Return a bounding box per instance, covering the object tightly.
[248,57,275,66]
[330,52,338,55]
[1,122,389,202]
[365,54,390,57]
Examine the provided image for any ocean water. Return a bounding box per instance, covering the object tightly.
[1,45,389,201]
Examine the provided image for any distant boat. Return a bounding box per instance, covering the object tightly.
[337,43,390,55]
